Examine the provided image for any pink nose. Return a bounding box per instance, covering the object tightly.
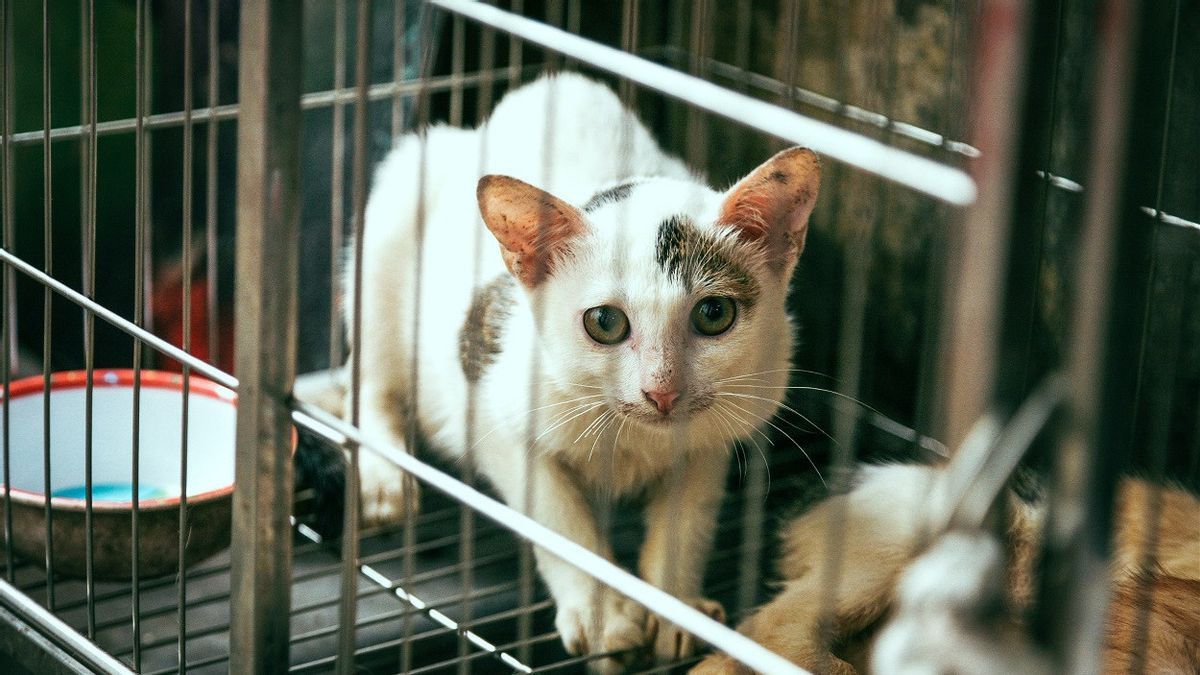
[643,389,679,414]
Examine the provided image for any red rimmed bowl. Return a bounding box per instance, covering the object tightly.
[0,370,237,579]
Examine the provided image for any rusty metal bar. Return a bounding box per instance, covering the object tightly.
[205,0,221,368]
[1037,1,1157,672]
[329,0,347,370]
[40,0,55,611]
[178,1,195,670]
[0,0,12,585]
[935,0,1031,452]
[228,0,303,671]
[131,1,148,666]
[337,0,372,670]
[81,0,98,640]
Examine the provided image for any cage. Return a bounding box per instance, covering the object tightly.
[0,1,1196,674]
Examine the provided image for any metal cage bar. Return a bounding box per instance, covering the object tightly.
[0,2,1193,674]
[228,1,303,672]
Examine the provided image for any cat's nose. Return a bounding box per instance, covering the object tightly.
[643,389,679,414]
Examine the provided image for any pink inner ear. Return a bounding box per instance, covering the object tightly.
[718,147,820,266]
[719,184,777,243]
[477,175,586,287]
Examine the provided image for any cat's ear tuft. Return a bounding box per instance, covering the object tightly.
[477,175,587,287]
[718,147,820,270]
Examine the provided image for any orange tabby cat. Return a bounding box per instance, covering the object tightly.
[692,464,1200,674]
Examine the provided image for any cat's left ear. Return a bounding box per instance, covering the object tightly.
[718,147,820,271]
[477,175,587,287]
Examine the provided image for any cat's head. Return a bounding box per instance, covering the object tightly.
[477,148,820,447]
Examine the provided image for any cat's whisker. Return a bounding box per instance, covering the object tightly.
[610,414,630,455]
[709,405,745,480]
[586,412,622,462]
[543,380,604,391]
[469,394,607,449]
[719,391,835,443]
[531,401,607,446]
[576,408,615,446]
[720,398,825,488]
[717,367,840,384]
[715,401,773,494]
[721,383,884,418]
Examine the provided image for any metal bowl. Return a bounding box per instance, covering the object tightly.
[0,370,237,579]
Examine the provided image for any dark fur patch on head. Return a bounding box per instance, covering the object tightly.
[655,216,759,306]
[582,181,639,212]
[459,275,516,382]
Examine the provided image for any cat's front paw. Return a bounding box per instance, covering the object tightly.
[556,588,651,673]
[649,597,725,663]
[357,449,420,528]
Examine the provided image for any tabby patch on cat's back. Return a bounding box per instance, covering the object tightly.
[459,274,516,382]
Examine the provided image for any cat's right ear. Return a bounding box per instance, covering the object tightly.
[477,175,587,287]
[718,147,821,272]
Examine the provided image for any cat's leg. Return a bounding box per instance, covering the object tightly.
[345,244,422,527]
[478,449,650,673]
[639,451,729,662]
[690,464,938,674]
[351,382,421,526]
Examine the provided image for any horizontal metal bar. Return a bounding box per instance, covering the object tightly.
[289,399,811,675]
[287,600,557,673]
[0,603,92,675]
[1038,172,1199,232]
[405,631,560,675]
[1142,206,1200,232]
[0,67,533,147]
[649,45,980,158]
[0,248,236,388]
[0,580,133,675]
[429,0,977,206]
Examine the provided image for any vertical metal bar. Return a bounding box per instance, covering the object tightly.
[1036,0,1143,671]
[205,0,220,368]
[178,1,194,669]
[228,0,303,671]
[544,0,562,70]
[1117,0,1181,669]
[684,0,710,170]
[912,0,964,460]
[0,0,11,584]
[40,0,55,610]
[563,0,580,70]
[142,10,156,354]
[391,0,406,138]
[131,0,147,667]
[402,8,440,669]
[82,0,98,640]
[507,0,523,91]
[936,0,1031,452]
[730,0,762,618]
[338,0,370,671]
[458,18,497,675]
[329,0,346,369]
[618,0,639,105]
[449,15,464,126]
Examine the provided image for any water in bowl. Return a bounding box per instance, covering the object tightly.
[52,482,173,501]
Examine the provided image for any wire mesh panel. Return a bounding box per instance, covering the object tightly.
[0,1,1197,674]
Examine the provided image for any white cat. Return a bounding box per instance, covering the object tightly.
[314,73,820,670]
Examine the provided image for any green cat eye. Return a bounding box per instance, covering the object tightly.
[583,305,630,345]
[691,296,737,336]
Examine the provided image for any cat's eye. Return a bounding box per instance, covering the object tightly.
[583,305,630,345]
[691,297,737,336]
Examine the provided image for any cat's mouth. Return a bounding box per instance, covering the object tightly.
[617,393,714,426]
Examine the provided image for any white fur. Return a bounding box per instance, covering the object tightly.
[873,530,1053,675]
[334,74,800,668]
